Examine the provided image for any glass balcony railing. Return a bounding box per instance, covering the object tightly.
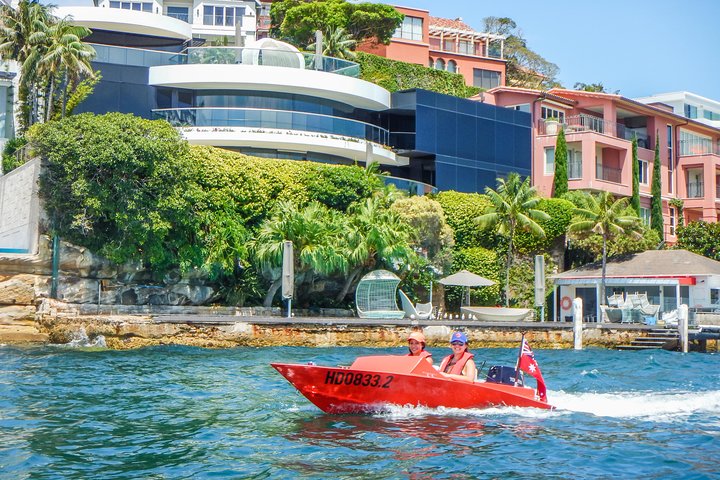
[184,47,360,76]
[153,107,390,145]
[89,43,184,67]
[381,176,437,196]
[89,44,360,77]
[680,139,720,156]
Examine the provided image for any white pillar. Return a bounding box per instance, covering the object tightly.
[573,297,583,350]
[678,304,689,353]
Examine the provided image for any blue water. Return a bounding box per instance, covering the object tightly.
[1,345,719,479]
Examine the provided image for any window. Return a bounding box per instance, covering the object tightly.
[458,40,473,55]
[166,6,189,22]
[507,104,530,113]
[544,147,555,174]
[669,207,676,235]
[443,39,455,52]
[472,68,500,89]
[446,60,457,73]
[428,58,434,68]
[639,207,651,226]
[568,149,582,179]
[684,104,698,119]
[667,124,674,194]
[711,288,720,305]
[541,106,565,123]
[393,16,423,41]
[680,130,713,155]
[703,109,720,121]
[203,5,246,26]
[110,1,152,11]
[434,58,445,70]
[638,159,649,184]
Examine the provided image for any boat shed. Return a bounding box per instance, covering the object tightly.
[551,250,720,322]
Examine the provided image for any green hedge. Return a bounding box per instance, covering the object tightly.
[30,113,381,273]
[514,197,575,253]
[675,221,720,261]
[357,52,480,98]
[446,247,501,309]
[435,191,500,249]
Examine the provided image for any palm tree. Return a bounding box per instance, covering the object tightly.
[476,173,549,307]
[568,191,643,305]
[37,17,95,120]
[334,194,414,302]
[0,0,52,129]
[307,26,357,60]
[253,201,347,307]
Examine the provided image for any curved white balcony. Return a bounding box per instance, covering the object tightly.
[149,64,391,111]
[56,6,192,41]
[177,126,403,166]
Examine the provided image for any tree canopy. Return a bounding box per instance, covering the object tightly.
[270,0,403,49]
[482,16,559,89]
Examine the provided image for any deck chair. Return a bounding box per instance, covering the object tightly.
[398,289,433,320]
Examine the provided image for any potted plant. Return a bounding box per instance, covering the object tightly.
[545,117,560,135]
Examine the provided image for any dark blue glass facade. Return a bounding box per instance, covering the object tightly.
[387,89,531,193]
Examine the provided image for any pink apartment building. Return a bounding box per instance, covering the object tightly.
[485,87,720,242]
[357,6,507,90]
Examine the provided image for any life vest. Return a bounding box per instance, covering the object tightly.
[440,351,475,375]
[408,350,432,360]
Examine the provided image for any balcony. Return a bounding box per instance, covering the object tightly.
[596,164,622,183]
[153,107,390,145]
[184,47,360,77]
[687,182,704,198]
[89,44,361,77]
[679,139,720,156]
[539,114,652,148]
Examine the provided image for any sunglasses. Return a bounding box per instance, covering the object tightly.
[450,341,465,346]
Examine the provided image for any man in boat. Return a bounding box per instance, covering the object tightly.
[438,331,477,383]
[407,331,433,365]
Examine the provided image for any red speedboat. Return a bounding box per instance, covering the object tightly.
[272,355,553,414]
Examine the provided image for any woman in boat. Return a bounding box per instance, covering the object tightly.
[407,331,433,365]
[439,331,477,383]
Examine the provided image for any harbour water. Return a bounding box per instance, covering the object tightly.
[1,344,718,479]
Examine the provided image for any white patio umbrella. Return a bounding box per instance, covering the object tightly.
[438,270,496,306]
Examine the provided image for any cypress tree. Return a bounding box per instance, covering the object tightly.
[650,135,664,239]
[552,127,568,197]
[631,136,640,215]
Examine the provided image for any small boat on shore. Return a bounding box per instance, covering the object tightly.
[461,306,532,322]
[272,354,552,414]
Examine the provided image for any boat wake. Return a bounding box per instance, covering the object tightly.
[367,389,720,422]
[550,389,720,420]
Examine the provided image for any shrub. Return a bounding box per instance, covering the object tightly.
[676,221,720,261]
[446,247,501,310]
[515,197,574,253]
[435,191,500,249]
[357,52,480,98]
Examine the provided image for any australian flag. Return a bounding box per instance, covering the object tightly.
[518,338,547,402]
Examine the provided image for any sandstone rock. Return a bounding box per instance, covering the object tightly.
[0,274,37,304]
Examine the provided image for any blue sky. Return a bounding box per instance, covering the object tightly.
[376,0,720,101]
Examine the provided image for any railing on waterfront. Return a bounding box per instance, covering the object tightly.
[89,44,360,77]
[153,107,390,145]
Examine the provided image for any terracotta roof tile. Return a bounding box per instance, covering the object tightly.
[429,16,476,32]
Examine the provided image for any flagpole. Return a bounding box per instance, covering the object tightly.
[514,331,526,386]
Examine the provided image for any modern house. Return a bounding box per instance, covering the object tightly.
[0,70,15,154]
[356,5,506,91]
[485,86,720,241]
[635,91,720,129]
[551,249,720,323]
[46,3,530,195]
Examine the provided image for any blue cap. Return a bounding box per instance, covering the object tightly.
[450,331,467,344]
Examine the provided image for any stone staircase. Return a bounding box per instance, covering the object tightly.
[617,327,680,351]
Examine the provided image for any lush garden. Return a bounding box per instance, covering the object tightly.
[22,112,681,315]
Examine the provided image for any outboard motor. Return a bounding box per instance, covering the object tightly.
[486,365,524,386]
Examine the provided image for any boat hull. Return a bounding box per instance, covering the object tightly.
[272,356,552,414]
[461,306,532,322]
